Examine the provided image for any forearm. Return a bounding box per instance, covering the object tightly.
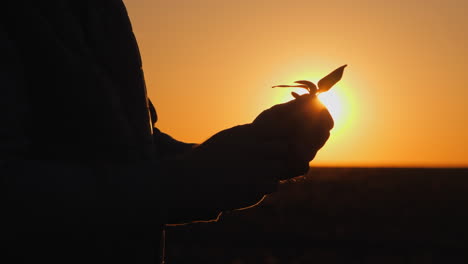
[152,127,197,159]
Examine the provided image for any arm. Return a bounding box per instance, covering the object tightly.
[156,93,334,225]
[152,124,272,224]
[1,23,274,230]
[152,127,196,160]
[1,26,272,228]
[148,97,276,224]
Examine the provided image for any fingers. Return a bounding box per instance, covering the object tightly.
[259,158,310,181]
[257,140,314,180]
[319,108,334,131]
[253,96,334,137]
[219,139,313,182]
[230,138,309,181]
[284,158,310,179]
[199,118,331,183]
[250,125,330,176]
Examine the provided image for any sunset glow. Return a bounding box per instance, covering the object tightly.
[318,90,343,126]
[125,0,468,168]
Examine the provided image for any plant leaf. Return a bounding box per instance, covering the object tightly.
[272,84,309,88]
[272,84,310,94]
[291,92,301,99]
[294,80,317,92]
[317,64,347,93]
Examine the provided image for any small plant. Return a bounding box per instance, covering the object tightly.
[272,65,347,99]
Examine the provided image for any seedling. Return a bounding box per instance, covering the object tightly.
[272,65,347,99]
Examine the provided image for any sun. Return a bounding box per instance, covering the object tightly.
[272,87,347,125]
[270,80,355,136]
[318,89,343,122]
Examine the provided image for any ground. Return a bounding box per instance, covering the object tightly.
[166,167,468,263]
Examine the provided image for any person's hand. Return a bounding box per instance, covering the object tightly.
[164,124,289,211]
[182,124,289,187]
[251,94,334,179]
[161,96,333,213]
[183,94,333,184]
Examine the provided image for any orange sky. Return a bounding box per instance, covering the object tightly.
[124,0,468,168]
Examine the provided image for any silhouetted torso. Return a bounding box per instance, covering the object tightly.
[1,1,163,263]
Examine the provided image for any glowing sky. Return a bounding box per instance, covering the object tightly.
[124,0,468,167]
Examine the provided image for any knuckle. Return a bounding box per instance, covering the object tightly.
[320,109,334,130]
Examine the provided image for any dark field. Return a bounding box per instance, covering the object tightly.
[166,167,468,263]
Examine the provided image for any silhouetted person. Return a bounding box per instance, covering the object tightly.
[0,1,333,263]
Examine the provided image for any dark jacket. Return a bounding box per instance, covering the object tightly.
[0,1,246,263]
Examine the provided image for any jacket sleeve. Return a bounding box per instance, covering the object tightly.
[149,115,221,224]
[152,127,197,160]
[149,104,272,224]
